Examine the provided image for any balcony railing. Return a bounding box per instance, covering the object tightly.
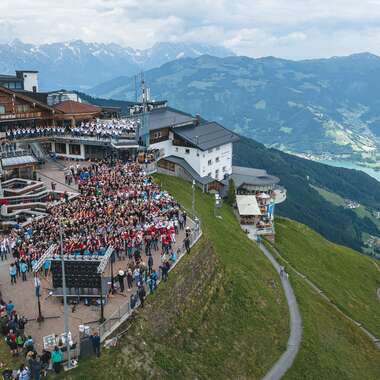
[0,112,42,120]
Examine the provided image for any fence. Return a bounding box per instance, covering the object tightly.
[140,161,157,175]
[99,217,202,342]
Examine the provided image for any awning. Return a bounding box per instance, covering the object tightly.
[236,195,261,216]
[1,155,38,168]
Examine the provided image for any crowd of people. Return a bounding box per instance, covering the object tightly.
[69,118,139,139]
[0,295,51,379]
[1,293,103,378]
[5,159,193,293]
[5,118,140,141]
[5,127,66,140]
[9,160,186,257]
[0,160,195,376]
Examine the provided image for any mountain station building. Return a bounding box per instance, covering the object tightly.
[0,70,286,239]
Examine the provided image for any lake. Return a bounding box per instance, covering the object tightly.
[318,160,380,183]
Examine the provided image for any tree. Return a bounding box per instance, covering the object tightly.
[227,178,236,206]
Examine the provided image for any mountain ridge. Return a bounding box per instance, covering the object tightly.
[0,39,234,90]
[90,52,380,157]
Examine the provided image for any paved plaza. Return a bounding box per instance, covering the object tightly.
[0,160,190,352]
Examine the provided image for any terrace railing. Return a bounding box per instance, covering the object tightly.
[98,219,202,342]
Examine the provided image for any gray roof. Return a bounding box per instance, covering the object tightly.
[19,91,49,104]
[147,107,194,131]
[0,74,19,80]
[1,155,38,168]
[173,122,240,151]
[161,155,216,185]
[231,165,280,187]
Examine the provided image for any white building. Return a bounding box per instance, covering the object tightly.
[0,70,39,92]
[152,123,239,191]
[146,109,239,188]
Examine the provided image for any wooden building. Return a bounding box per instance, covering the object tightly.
[0,86,61,131]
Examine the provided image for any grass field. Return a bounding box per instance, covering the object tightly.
[66,174,289,379]
[0,337,23,369]
[260,218,380,379]
[311,184,380,231]
[284,275,380,379]
[274,218,380,337]
[310,185,345,207]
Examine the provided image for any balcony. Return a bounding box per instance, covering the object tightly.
[273,186,287,204]
[0,111,42,120]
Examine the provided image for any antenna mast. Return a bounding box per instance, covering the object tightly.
[139,72,149,147]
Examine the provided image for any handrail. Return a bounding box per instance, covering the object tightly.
[98,218,202,342]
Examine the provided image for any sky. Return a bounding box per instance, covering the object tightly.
[1,0,380,59]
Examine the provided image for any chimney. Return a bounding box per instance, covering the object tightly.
[195,114,201,126]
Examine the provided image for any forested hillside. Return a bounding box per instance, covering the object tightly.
[90,53,380,157]
[234,136,380,251]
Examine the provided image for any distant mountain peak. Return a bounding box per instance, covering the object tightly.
[348,52,380,59]
[0,39,233,90]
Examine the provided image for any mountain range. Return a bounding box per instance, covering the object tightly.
[90,53,380,157]
[0,39,233,90]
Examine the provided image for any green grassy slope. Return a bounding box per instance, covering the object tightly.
[312,184,380,232]
[260,218,380,379]
[0,337,23,371]
[67,175,288,379]
[274,218,380,337]
[284,275,380,380]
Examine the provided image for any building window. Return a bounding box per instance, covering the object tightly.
[0,105,5,114]
[215,169,219,179]
[208,172,212,177]
[203,153,205,158]
[154,131,162,139]
[69,144,81,155]
[175,147,178,152]
[215,157,220,163]
[16,104,30,113]
[196,152,199,157]
[208,159,212,166]
[208,148,213,153]
[185,149,190,154]
[158,160,175,172]
[222,166,227,172]
[55,143,67,154]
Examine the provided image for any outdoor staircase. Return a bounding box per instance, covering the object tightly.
[29,141,66,170]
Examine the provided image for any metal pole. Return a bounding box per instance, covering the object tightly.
[192,180,195,216]
[60,219,71,369]
[35,275,44,322]
[99,285,105,323]
[37,294,43,322]
[110,252,115,294]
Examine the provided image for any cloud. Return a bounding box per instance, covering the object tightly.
[1,0,380,58]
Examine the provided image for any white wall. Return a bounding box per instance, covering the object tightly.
[171,145,202,174]
[199,143,232,180]
[150,140,173,158]
[150,140,202,174]
[22,73,39,92]
[150,138,233,181]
